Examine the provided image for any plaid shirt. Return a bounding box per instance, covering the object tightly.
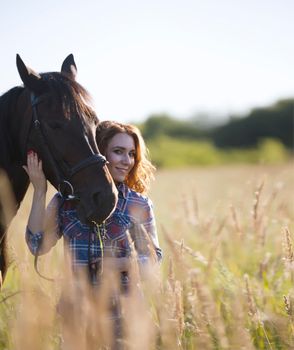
[26,183,162,269]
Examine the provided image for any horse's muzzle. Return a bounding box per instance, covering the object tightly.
[77,187,118,224]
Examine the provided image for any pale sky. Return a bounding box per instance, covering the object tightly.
[1,0,293,123]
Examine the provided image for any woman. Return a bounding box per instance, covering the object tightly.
[24,121,162,348]
[24,120,162,278]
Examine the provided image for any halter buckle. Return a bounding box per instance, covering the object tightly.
[58,180,76,200]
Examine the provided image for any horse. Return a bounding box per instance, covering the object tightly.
[0,54,118,284]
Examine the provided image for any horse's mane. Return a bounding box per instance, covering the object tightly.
[0,73,97,168]
[0,86,24,167]
[40,72,97,122]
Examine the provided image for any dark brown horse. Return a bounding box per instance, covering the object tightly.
[0,54,118,284]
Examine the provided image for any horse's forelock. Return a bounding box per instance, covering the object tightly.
[40,72,96,122]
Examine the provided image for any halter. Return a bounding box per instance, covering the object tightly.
[30,92,107,200]
[30,92,108,283]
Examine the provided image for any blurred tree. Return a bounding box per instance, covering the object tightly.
[142,113,202,140]
[211,99,294,149]
[139,99,293,151]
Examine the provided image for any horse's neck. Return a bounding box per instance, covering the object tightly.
[8,93,30,163]
[0,89,30,214]
[7,127,30,210]
[5,165,29,208]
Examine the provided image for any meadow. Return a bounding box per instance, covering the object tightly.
[0,162,293,349]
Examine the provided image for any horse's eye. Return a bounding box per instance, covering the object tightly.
[47,121,64,130]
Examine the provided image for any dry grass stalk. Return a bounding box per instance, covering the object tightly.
[263,181,283,214]
[161,278,185,348]
[192,192,199,225]
[258,252,271,279]
[133,223,159,265]
[283,294,294,345]
[161,224,190,275]
[10,280,56,350]
[207,217,227,271]
[190,269,230,349]
[229,297,256,350]
[283,227,294,267]
[185,271,198,332]
[230,204,243,237]
[181,191,199,227]
[244,274,261,326]
[244,275,274,350]
[173,239,208,266]
[123,293,156,350]
[252,179,265,233]
[0,170,16,230]
[282,226,294,284]
[168,256,175,291]
[174,280,184,338]
[201,215,215,237]
[257,217,268,247]
[283,294,293,319]
[125,228,162,349]
[161,279,182,348]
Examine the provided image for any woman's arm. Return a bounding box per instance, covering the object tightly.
[23,151,47,234]
[130,197,163,263]
[23,152,60,255]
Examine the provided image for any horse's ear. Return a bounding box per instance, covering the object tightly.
[16,54,46,93]
[61,54,77,80]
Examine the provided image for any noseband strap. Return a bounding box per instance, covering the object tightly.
[70,154,107,177]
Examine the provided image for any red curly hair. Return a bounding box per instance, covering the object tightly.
[96,121,155,194]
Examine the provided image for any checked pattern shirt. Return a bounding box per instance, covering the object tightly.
[26,183,162,269]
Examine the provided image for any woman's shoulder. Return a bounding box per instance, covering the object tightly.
[125,188,155,223]
[116,182,153,212]
[126,187,153,209]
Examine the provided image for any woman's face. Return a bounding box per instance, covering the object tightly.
[105,132,136,183]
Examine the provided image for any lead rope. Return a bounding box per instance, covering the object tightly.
[90,222,106,283]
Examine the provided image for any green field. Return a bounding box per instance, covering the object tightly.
[1,163,294,349]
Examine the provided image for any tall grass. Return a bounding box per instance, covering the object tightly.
[0,163,293,349]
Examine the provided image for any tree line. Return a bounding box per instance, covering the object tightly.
[140,98,294,150]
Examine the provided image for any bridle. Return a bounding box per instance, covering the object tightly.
[29,92,108,283]
[29,92,107,200]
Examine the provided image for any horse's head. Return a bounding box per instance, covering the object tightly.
[16,54,118,224]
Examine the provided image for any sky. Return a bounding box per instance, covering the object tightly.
[1,0,293,124]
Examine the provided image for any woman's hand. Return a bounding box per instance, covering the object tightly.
[23,151,47,194]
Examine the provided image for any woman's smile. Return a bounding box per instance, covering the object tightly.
[105,133,136,182]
